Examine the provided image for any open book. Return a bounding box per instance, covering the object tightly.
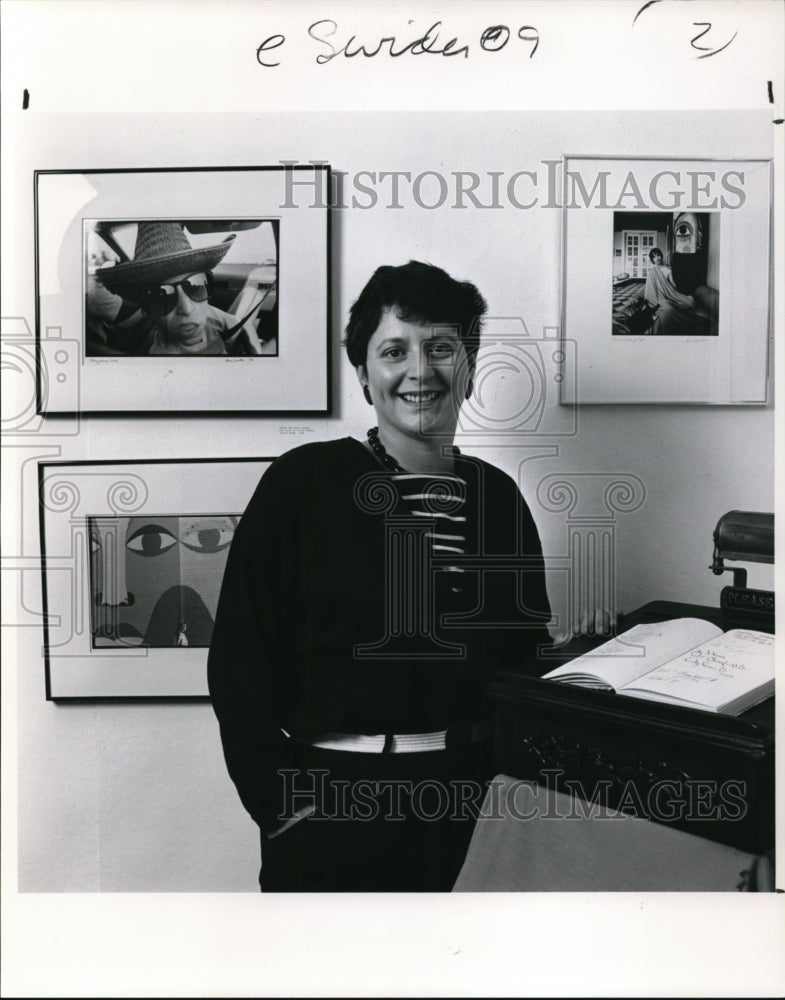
[542,618,775,715]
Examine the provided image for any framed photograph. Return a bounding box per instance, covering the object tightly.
[39,458,271,699]
[560,157,772,404]
[35,166,331,414]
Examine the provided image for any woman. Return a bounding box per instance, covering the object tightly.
[208,261,552,892]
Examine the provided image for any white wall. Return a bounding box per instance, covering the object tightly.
[708,212,722,289]
[7,109,774,892]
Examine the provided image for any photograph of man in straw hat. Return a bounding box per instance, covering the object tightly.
[87,218,279,357]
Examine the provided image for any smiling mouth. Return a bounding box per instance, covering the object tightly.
[398,391,443,404]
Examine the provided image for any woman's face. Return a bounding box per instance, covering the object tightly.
[357,308,470,443]
[650,249,663,266]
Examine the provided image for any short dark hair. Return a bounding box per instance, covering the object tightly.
[343,261,487,368]
[649,247,663,263]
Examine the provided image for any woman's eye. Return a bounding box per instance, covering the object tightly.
[675,223,692,237]
[429,342,455,356]
[384,348,405,359]
[180,519,236,554]
[126,524,178,557]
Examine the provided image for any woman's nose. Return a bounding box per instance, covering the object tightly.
[407,346,434,380]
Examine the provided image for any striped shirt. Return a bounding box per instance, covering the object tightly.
[390,471,468,589]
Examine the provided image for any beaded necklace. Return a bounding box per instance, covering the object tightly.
[366,426,460,473]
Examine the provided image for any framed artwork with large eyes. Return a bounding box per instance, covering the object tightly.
[38,458,271,699]
[560,156,772,404]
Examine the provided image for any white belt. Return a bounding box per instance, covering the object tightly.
[307,722,487,754]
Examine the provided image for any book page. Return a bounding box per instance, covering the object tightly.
[619,629,775,711]
[542,618,723,691]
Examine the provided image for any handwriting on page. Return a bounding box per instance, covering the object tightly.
[673,648,744,683]
[585,623,667,659]
[632,0,740,60]
[721,631,773,650]
[256,20,540,66]
[657,631,773,685]
[256,3,741,69]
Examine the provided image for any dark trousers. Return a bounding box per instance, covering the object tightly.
[259,742,489,892]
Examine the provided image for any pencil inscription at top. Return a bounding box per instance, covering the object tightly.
[633,0,740,60]
[256,19,540,67]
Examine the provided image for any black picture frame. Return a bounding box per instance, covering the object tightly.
[39,457,273,699]
[35,166,331,415]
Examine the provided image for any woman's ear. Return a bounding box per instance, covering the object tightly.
[464,356,477,401]
[356,365,373,405]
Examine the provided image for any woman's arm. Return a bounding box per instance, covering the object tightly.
[207,465,292,833]
[513,488,554,672]
[476,461,553,677]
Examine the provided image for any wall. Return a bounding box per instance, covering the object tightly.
[7,109,774,892]
[708,212,722,289]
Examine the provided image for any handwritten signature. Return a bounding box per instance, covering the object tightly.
[257,20,540,67]
[257,5,739,69]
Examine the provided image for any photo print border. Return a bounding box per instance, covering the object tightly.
[559,156,772,404]
[39,457,272,699]
[35,165,331,415]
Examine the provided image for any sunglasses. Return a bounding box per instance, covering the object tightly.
[141,272,212,317]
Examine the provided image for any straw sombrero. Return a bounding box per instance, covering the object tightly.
[96,222,236,293]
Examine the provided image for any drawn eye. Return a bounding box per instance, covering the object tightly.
[89,532,102,554]
[126,524,178,556]
[675,222,693,238]
[180,518,236,554]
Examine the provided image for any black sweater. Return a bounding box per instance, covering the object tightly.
[207,438,552,830]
